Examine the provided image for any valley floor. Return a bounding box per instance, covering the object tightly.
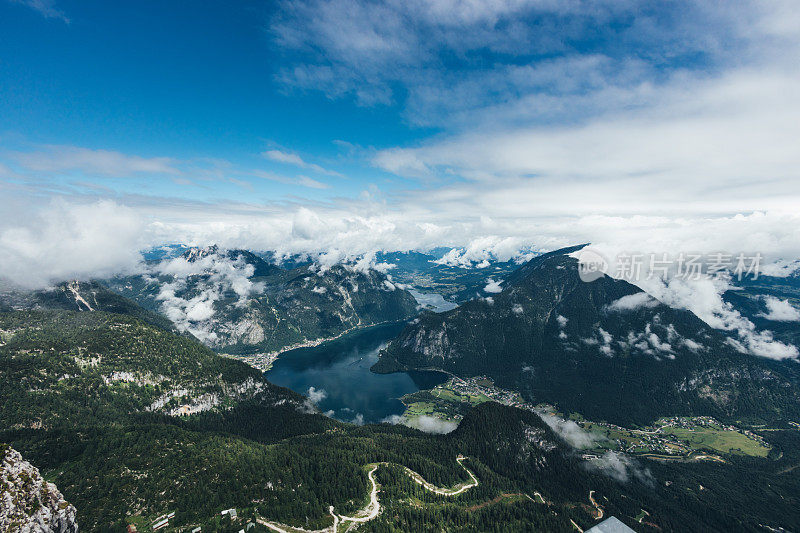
[400,376,778,460]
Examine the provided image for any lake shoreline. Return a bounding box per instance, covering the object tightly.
[263,321,448,424]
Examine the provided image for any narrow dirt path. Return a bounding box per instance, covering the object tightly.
[336,465,381,523]
[588,490,604,520]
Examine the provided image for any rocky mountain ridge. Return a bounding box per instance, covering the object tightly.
[1,444,78,533]
[104,246,420,354]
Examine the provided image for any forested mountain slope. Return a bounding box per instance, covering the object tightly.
[104,246,419,354]
[0,279,177,332]
[376,246,800,426]
[2,309,799,532]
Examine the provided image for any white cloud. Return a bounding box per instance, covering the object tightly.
[435,236,535,267]
[483,278,502,293]
[251,169,330,189]
[381,413,457,433]
[11,0,69,22]
[307,386,328,404]
[638,275,798,360]
[271,0,777,131]
[583,327,614,356]
[374,69,800,217]
[380,414,403,425]
[759,296,800,322]
[760,260,800,277]
[406,415,458,434]
[587,451,654,486]
[0,199,145,288]
[606,293,659,312]
[263,149,341,177]
[538,412,596,449]
[148,249,266,344]
[9,145,179,177]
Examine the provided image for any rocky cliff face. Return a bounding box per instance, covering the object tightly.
[1,445,78,533]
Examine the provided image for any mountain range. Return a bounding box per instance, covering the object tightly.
[103,246,420,354]
[3,304,798,532]
[375,245,800,426]
[2,245,800,532]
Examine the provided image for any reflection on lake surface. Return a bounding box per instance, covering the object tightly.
[265,321,447,424]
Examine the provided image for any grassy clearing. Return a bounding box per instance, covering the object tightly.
[662,427,770,457]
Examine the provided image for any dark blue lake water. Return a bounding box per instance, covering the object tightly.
[265,321,447,424]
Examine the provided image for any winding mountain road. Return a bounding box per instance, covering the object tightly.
[257,456,481,532]
[588,490,604,520]
[400,455,479,496]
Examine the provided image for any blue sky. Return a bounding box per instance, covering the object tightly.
[0,0,435,203]
[1,0,799,287]
[0,0,762,204]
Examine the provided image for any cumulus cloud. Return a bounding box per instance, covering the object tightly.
[381,414,457,434]
[380,414,403,425]
[4,190,800,367]
[587,451,654,486]
[639,275,798,360]
[483,278,503,293]
[307,386,327,404]
[582,327,615,356]
[606,292,659,312]
[435,236,537,267]
[759,296,800,322]
[148,249,266,344]
[299,386,329,414]
[4,196,799,365]
[760,260,800,278]
[538,412,597,449]
[406,415,458,434]
[0,199,146,288]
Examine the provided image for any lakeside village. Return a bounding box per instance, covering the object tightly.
[416,375,772,459]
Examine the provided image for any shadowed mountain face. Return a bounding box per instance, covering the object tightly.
[104,247,420,354]
[376,246,800,426]
[0,279,178,333]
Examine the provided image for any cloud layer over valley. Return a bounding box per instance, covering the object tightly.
[2,1,799,363]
